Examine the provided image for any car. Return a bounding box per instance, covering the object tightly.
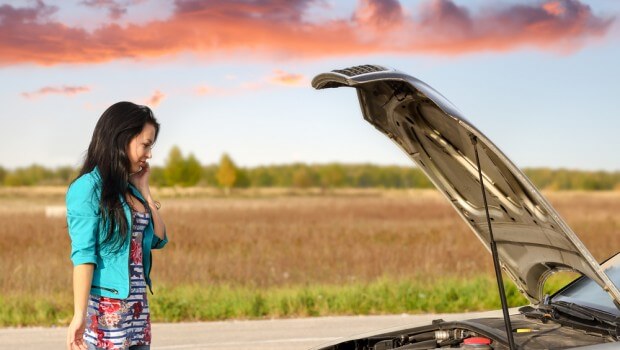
[309,65,620,350]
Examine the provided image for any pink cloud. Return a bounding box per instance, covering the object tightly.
[194,83,249,96]
[195,70,306,96]
[80,0,126,20]
[145,90,164,107]
[5,0,608,65]
[353,0,404,30]
[195,85,214,96]
[269,70,306,86]
[21,85,90,99]
[411,0,613,54]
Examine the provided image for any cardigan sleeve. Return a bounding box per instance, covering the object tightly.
[151,228,168,249]
[66,175,101,266]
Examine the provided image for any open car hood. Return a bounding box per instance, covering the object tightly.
[312,65,620,306]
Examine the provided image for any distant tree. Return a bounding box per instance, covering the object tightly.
[272,165,293,187]
[320,164,346,188]
[216,153,239,193]
[292,166,313,188]
[149,166,166,187]
[53,166,78,185]
[201,165,218,187]
[163,146,185,186]
[3,173,23,186]
[236,168,251,188]
[184,153,202,186]
[380,166,403,188]
[410,168,433,188]
[163,146,202,186]
[525,168,554,190]
[248,166,275,187]
[3,164,51,186]
[1,159,619,190]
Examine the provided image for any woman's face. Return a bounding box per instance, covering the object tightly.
[127,123,156,174]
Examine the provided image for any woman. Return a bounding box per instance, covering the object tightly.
[66,102,168,350]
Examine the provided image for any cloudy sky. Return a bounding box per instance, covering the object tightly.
[1,0,619,170]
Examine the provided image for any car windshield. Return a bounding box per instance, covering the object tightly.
[551,253,620,315]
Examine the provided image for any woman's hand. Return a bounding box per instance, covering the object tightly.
[129,162,166,240]
[68,264,94,350]
[129,162,152,199]
[66,314,87,350]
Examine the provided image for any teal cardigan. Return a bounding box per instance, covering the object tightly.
[66,168,168,299]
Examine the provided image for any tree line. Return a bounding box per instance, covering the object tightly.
[1,146,619,190]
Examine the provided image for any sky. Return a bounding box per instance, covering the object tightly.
[1,0,619,171]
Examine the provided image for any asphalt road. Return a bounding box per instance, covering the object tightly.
[0,311,506,350]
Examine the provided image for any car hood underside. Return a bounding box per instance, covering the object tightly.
[312,65,620,307]
[313,314,614,350]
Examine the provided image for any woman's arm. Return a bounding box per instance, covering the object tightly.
[66,264,94,350]
[72,264,94,316]
[146,195,166,240]
[66,175,101,349]
[130,163,166,241]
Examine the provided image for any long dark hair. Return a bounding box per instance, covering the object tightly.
[78,101,160,250]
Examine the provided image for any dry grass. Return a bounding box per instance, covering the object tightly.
[1,189,620,297]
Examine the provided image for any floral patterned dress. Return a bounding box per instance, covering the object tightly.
[84,211,151,350]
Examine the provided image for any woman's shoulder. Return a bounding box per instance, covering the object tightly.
[70,169,101,190]
[66,169,102,205]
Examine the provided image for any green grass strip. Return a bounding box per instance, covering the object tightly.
[148,277,530,322]
[0,275,576,327]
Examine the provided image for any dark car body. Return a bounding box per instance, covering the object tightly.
[310,65,620,349]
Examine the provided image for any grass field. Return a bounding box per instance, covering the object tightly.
[1,188,619,326]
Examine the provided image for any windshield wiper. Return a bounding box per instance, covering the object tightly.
[549,301,617,325]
